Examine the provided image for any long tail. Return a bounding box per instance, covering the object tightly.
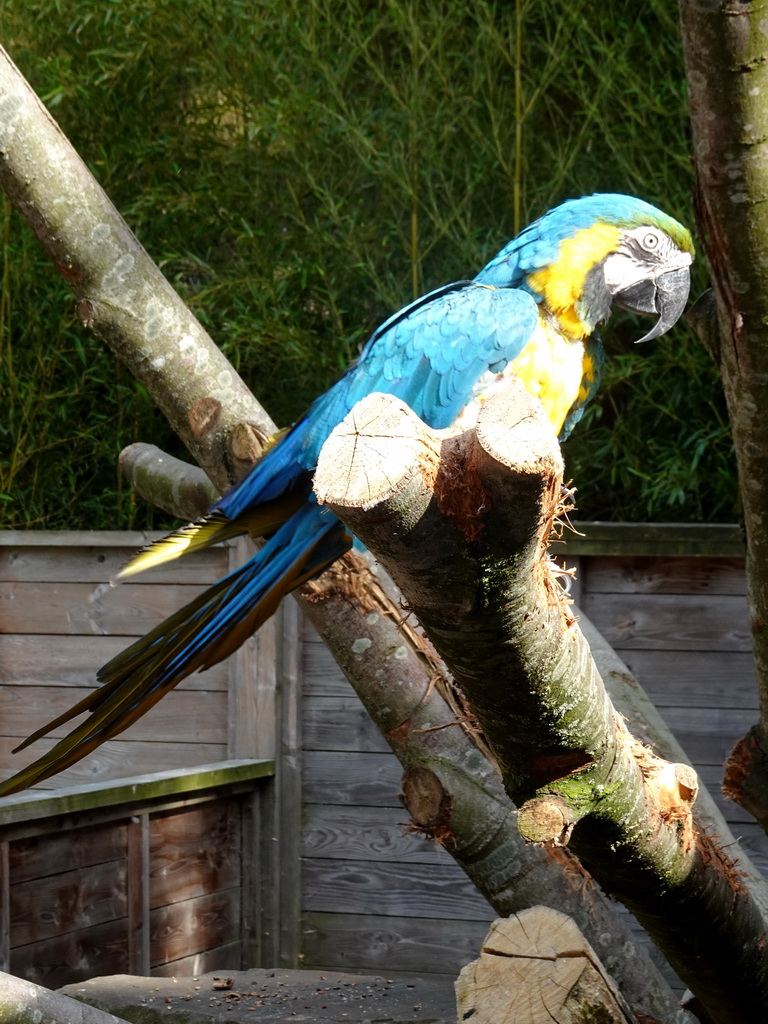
[0,503,351,795]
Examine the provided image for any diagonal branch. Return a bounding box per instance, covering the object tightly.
[315,384,768,1023]
[0,45,271,492]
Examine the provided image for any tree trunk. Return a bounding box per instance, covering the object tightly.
[679,0,768,831]
[315,385,768,1023]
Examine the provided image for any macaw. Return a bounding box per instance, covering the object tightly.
[0,193,694,795]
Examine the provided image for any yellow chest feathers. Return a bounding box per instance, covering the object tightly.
[451,319,586,438]
[507,320,586,435]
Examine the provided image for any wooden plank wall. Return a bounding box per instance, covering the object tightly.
[0,531,285,989]
[301,627,495,977]
[579,553,768,876]
[0,532,276,788]
[299,532,768,977]
[1,775,265,988]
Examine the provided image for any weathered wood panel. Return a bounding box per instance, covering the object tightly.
[581,592,751,651]
[620,649,756,709]
[303,634,357,698]
[302,858,491,921]
[303,751,404,808]
[303,696,390,754]
[151,940,242,977]
[1,763,270,989]
[302,805,448,865]
[150,803,240,908]
[551,522,743,558]
[652,706,756,766]
[10,917,130,989]
[302,911,489,976]
[583,556,747,595]
[149,889,241,966]
[10,860,128,945]
[8,819,128,883]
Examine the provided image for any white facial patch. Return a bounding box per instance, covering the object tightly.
[603,226,693,295]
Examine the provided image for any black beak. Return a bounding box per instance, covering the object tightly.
[614,265,691,344]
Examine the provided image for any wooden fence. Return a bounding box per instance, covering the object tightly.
[0,761,272,986]
[0,526,764,988]
[0,532,295,988]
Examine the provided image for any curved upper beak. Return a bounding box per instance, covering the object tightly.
[613,265,691,344]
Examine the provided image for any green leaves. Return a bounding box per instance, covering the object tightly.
[1,0,727,527]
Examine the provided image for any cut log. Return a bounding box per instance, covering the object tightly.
[455,907,639,1024]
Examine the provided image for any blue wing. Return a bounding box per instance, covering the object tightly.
[0,280,540,795]
[313,280,540,437]
[217,281,539,520]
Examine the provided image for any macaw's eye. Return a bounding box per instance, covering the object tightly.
[642,231,660,250]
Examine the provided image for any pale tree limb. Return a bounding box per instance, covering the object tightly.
[0,48,691,1021]
[0,46,271,491]
[315,385,768,1023]
[118,442,219,520]
[0,970,129,1024]
[679,1,768,830]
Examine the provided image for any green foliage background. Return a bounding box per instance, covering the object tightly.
[0,0,733,528]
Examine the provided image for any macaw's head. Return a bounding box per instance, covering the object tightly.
[477,194,695,343]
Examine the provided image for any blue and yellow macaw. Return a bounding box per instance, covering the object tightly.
[0,194,693,795]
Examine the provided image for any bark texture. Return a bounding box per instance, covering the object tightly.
[316,386,768,1023]
[680,1,768,829]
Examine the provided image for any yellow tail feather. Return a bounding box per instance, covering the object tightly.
[116,494,306,581]
[116,512,238,580]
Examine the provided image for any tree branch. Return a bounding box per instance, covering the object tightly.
[680,1,768,830]
[118,443,219,520]
[316,384,768,1022]
[0,45,271,491]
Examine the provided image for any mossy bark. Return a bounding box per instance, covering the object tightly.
[680,1,768,830]
[315,386,768,1024]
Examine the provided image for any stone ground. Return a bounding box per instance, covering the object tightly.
[59,969,457,1024]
